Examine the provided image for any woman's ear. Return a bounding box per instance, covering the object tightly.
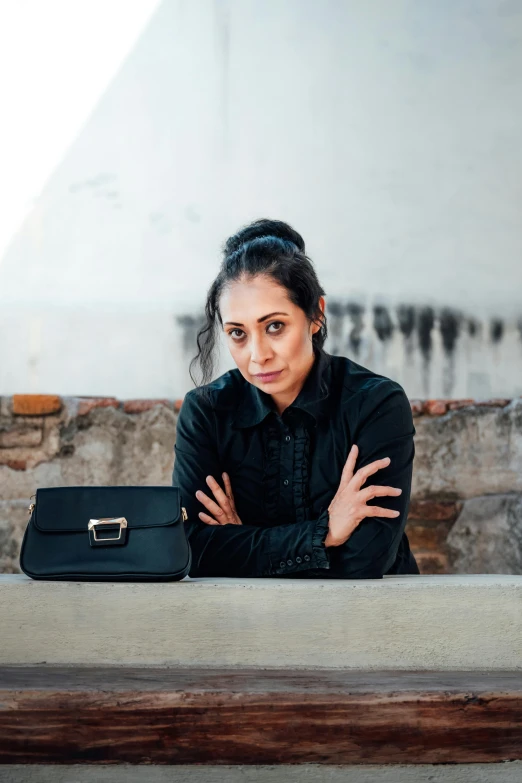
[312,296,326,334]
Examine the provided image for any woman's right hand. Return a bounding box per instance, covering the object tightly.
[325,445,402,548]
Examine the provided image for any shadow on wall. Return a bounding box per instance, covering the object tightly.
[176,301,522,400]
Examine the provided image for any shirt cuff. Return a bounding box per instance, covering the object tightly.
[311,508,331,569]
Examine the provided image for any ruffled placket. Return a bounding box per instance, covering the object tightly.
[261,412,314,525]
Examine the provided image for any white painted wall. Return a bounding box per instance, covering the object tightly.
[1,0,522,398]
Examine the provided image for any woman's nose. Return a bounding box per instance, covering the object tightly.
[250,336,273,364]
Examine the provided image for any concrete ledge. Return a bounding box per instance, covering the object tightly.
[1,574,521,669]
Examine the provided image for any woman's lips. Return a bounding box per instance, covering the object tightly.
[254,370,283,382]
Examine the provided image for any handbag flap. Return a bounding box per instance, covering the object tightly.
[33,486,181,533]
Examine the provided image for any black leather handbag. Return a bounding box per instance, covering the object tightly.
[19,486,191,581]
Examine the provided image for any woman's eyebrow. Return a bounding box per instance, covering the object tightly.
[224,311,289,326]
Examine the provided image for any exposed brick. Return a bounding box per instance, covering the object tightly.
[406,521,454,551]
[447,399,475,411]
[174,399,184,412]
[0,422,43,449]
[123,399,172,414]
[414,551,449,575]
[12,394,62,416]
[408,500,462,522]
[77,398,120,416]
[424,399,448,416]
[4,459,27,471]
[474,398,511,408]
[409,399,424,416]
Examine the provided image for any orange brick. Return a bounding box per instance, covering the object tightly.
[408,500,462,522]
[12,394,62,416]
[123,399,172,414]
[77,398,120,416]
[406,523,452,552]
[174,398,184,412]
[4,458,27,471]
[424,399,448,416]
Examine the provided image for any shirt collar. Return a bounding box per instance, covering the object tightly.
[232,346,333,429]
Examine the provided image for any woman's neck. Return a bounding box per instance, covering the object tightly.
[270,351,317,417]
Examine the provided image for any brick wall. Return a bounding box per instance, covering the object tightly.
[1,394,521,575]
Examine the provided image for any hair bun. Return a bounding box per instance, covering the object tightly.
[223,218,305,256]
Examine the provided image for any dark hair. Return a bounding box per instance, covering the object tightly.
[188,219,328,392]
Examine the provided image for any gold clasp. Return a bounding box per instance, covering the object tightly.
[182,506,188,522]
[88,517,128,542]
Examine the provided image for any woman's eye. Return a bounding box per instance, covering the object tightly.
[228,322,284,340]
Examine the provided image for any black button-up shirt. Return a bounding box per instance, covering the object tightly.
[172,347,419,579]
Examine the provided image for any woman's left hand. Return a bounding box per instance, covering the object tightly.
[195,472,243,526]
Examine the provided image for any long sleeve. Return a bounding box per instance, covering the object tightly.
[172,390,330,577]
[329,381,415,579]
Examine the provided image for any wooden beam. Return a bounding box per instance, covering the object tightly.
[1,667,521,765]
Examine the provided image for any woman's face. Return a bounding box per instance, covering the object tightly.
[219,275,324,398]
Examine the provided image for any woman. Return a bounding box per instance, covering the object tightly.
[172,219,420,578]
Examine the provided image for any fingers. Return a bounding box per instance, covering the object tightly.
[359,485,402,503]
[195,489,225,520]
[196,475,235,524]
[339,444,359,491]
[222,472,236,510]
[350,457,391,491]
[363,505,400,519]
[206,475,233,512]
[196,476,233,517]
[198,512,220,525]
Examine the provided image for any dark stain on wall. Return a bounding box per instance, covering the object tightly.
[346,302,365,356]
[439,308,462,357]
[439,308,462,397]
[417,306,435,363]
[397,305,415,339]
[396,304,416,357]
[467,318,479,338]
[417,306,435,397]
[490,318,504,344]
[373,306,394,343]
[325,300,345,354]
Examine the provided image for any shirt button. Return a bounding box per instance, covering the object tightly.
[287,559,293,566]
[279,561,286,568]
[283,479,289,486]
[296,556,302,563]
[285,435,291,442]
[304,554,311,562]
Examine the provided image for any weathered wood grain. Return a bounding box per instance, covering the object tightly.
[0,668,521,765]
